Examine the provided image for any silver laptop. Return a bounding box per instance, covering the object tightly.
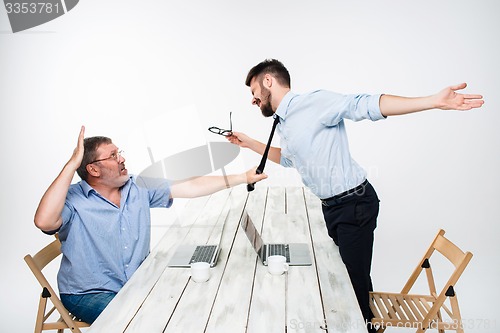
[167,211,228,268]
[240,210,312,266]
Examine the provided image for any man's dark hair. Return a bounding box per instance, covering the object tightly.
[245,59,291,88]
[76,136,113,181]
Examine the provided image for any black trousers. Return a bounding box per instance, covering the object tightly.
[321,180,379,328]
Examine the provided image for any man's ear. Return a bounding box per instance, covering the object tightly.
[263,73,273,89]
[86,164,100,177]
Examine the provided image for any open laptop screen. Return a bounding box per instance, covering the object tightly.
[241,212,264,260]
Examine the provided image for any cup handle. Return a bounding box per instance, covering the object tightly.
[283,263,289,272]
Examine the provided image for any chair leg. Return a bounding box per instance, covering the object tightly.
[437,312,445,333]
[34,296,47,333]
[450,296,464,333]
[57,317,65,333]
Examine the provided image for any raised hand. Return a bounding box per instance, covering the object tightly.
[433,83,484,111]
[68,126,85,170]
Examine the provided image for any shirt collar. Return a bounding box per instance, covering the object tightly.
[79,180,94,197]
[275,91,297,121]
[79,176,133,198]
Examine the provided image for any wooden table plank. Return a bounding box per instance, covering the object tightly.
[204,187,261,333]
[303,188,367,333]
[246,187,286,333]
[285,187,327,333]
[124,269,189,332]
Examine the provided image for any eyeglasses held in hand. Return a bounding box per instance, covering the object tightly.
[89,150,124,164]
[208,112,233,137]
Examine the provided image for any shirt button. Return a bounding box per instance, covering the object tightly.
[124,246,128,250]
[125,264,129,268]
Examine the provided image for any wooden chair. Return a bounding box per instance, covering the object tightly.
[369,229,473,333]
[24,235,90,333]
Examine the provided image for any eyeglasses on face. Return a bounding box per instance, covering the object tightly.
[89,150,124,164]
[208,112,233,137]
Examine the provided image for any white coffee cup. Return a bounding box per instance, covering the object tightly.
[267,255,289,275]
[190,262,211,283]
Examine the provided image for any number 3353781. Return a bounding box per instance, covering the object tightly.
[5,2,61,14]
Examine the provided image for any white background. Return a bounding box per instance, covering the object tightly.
[1,1,499,332]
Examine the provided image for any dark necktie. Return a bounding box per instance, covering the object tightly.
[247,115,280,192]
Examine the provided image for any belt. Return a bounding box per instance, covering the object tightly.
[321,179,368,206]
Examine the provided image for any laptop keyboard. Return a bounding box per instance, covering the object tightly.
[190,245,217,264]
[268,244,290,262]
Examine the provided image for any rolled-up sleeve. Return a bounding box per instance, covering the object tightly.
[320,92,385,126]
[135,176,173,208]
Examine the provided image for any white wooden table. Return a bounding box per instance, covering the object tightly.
[87,186,367,333]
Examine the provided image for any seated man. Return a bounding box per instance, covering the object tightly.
[34,126,266,324]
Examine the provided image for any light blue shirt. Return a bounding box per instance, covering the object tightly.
[57,175,173,295]
[275,90,385,199]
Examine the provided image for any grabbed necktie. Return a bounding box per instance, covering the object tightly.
[247,115,280,192]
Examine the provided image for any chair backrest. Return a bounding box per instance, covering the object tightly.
[25,236,62,291]
[24,235,89,332]
[401,229,473,297]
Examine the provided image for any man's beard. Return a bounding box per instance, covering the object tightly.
[260,86,274,117]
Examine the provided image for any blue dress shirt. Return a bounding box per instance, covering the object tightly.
[275,90,385,199]
[58,175,173,295]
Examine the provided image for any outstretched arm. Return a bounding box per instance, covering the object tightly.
[34,126,85,232]
[170,166,267,198]
[380,83,484,117]
[226,131,281,164]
